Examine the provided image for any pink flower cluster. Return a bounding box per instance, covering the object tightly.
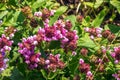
[0,34,13,52]
[79,58,93,78]
[45,54,65,72]
[37,19,78,52]
[18,9,78,70]
[0,53,9,72]
[34,9,78,52]
[34,9,55,18]
[112,71,120,80]
[84,27,103,39]
[111,46,120,64]
[18,36,41,69]
[4,26,17,38]
[0,34,13,72]
[18,38,66,70]
[18,34,65,70]
[38,20,66,42]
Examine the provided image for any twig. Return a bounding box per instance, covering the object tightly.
[76,2,81,15]
[111,30,120,44]
[92,54,106,78]
[60,0,65,5]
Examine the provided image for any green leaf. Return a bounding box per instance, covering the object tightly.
[10,68,25,80]
[106,51,114,64]
[1,67,14,77]
[10,47,20,62]
[49,41,61,49]
[100,39,108,44]
[8,0,18,7]
[83,2,94,8]
[17,63,27,76]
[32,0,47,10]
[92,9,108,27]
[78,35,96,48]
[65,15,76,28]
[82,16,91,27]
[104,24,120,35]
[94,0,103,9]
[0,3,6,10]
[49,15,59,26]
[110,0,120,13]
[0,27,4,35]
[69,56,79,73]
[48,72,58,80]
[0,11,8,19]
[16,12,25,23]
[49,6,68,26]
[2,11,18,26]
[56,6,68,15]
[61,76,68,80]
[13,11,21,22]
[41,69,47,79]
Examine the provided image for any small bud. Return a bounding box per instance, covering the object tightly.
[107,34,115,42]
[34,11,42,17]
[45,60,50,64]
[30,18,38,28]
[80,48,88,56]
[79,58,84,64]
[102,30,111,38]
[87,71,92,77]
[73,75,80,80]
[65,20,72,30]
[72,51,77,56]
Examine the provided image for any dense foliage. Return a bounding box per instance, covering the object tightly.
[0,0,120,80]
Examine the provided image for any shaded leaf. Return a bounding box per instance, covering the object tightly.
[92,9,108,27]
[10,68,25,80]
[48,72,58,80]
[69,56,79,73]
[94,0,103,9]
[41,69,47,79]
[110,0,120,13]
[104,24,120,35]
[49,41,61,49]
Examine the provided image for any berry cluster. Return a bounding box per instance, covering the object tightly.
[102,30,115,42]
